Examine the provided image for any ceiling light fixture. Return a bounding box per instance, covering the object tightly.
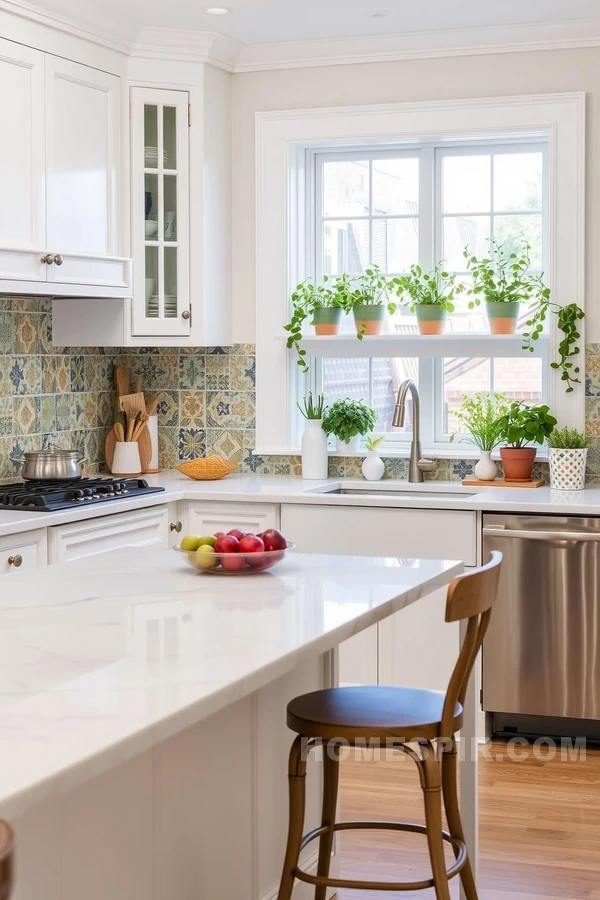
[203,6,230,13]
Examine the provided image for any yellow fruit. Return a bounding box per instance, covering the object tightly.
[180,535,201,552]
[197,535,217,547]
[196,545,218,569]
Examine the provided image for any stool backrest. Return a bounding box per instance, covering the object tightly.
[0,822,13,900]
[440,551,502,739]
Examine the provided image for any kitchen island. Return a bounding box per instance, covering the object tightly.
[0,547,468,900]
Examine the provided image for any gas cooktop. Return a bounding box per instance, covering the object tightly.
[0,477,165,512]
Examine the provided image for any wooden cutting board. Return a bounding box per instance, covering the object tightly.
[137,425,153,473]
[105,426,117,472]
[462,478,545,488]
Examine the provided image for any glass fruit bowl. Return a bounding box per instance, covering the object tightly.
[174,542,295,575]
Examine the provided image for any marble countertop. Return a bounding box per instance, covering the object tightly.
[1,471,600,538]
[0,547,462,818]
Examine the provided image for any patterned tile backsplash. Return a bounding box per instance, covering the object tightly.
[0,295,599,483]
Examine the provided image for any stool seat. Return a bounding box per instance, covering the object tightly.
[287,685,463,743]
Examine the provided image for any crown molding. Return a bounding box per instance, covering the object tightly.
[0,0,135,54]
[234,18,600,72]
[131,27,243,72]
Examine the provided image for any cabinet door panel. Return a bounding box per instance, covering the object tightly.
[184,502,280,538]
[45,56,120,257]
[0,39,45,262]
[48,508,169,564]
[0,529,47,576]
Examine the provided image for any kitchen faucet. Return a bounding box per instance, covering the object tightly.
[392,379,436,483]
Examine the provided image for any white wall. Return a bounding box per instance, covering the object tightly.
[231,47,600,342]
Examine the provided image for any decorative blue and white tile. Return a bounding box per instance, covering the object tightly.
[0,398,12,435]
[179,354,206,390]
[178,428,206,460]
[205,355,230,390]
[40,395,57,434]
[158,427,179,469]
[179,391,205,428]
[15,313,39,354]
[0,313,14,355]
[10,356,42,396]
[230,356,255,391]
[205,428,244,461]
[70,355,85,392]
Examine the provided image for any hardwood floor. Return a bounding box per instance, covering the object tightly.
[336,740,600,899]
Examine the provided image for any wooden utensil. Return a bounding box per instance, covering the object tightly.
[137,425,153,473]
[113,365,130,429]
[135,375,143,393]
[119,392,146,420]
[115,422,125,443]
[145,396,159,418]
[132,413,149,442]
[104,425,118,471]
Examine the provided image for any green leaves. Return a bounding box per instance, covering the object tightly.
[298,392,326,420]
[496,401,557,449]
[393,262,462,312]
[548,426,590,450]
[322,399,377,443]
[450,392,511,452]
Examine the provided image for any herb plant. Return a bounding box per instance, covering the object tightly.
[337,267,397,340]
[322,399,377,444]
[547,427,590,450]
[285,276,345,372]
[297,392,326,420]
[497,402,557,448]
[449,393,511,451]
[365,433,386,452]
[464,241,585,393]
[392,262,464,312]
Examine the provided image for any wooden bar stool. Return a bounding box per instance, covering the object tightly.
[0,821,14,900]
[276,552,502,900]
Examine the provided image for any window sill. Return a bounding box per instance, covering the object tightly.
[255,446,550,462]
[297,333,547,359]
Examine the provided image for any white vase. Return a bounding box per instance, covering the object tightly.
[473,451,498,481]
[112,442,141,476]
[336,435,360,454]
[362,451,385,482]
[549,447,587,491]
[301,419,328,479]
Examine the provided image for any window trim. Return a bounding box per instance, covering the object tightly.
[255,93,585,456]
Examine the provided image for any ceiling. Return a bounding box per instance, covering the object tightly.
[21,0,600,46]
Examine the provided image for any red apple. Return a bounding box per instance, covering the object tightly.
[261,529,287,552]
[222,554,246,571]
[238,534,265,554]
[246,552,272,570]
[227,529,246,541]
[215,534,240,554]
[214,531,225,538]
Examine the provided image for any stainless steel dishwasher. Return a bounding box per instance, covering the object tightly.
[483,513,600,738]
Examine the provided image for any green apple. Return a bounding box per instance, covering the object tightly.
[197,535,217,548]
[196,544,218,569]
[180,534,201,552]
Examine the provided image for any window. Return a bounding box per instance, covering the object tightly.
[304,140,549,449]
[255,94,584,456]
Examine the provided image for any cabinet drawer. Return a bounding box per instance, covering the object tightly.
[48,254,132,294]
[0,529,47,576]
[49,507,169,564]
[183,502,280,538]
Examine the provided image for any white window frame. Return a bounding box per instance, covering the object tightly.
[255,93,585,457]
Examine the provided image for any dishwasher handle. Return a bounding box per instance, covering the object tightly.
[483,526,600,542]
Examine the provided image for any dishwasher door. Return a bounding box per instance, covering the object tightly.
[483,514,600,721]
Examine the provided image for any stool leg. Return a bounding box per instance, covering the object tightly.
[315,742,340,900]
[277,736,309,900]
[442,744,479,900]
[421,742,451,900]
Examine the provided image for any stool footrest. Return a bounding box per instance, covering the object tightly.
[295,820,467,892]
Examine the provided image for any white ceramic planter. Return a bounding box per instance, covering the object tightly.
[336,435,360,454]
[362,451,385,481]
[301,419,328,479]
[473,451,498,481]
[549,447,588,491]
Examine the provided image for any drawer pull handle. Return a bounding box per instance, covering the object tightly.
[170,522,182,533]
[7,555,22,568]
[41,253,54,265]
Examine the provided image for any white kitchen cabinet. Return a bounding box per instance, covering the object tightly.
[48,507,170,564]
[0,38,130,298]
[281,504,476,690]
[182,501,280,539]
[0,529,47,576]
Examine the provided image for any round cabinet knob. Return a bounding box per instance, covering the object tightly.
[170,522,182,533]
[181,310,191,320]
[53,254,64,266]
[7,555,22,568]
[41,253,54,265]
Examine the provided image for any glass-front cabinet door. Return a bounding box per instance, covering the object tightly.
[131,88,190,336]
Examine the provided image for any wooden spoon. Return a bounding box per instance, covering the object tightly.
[114,365,130,427]
[104,425,118,471]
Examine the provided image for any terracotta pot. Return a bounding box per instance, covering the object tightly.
[486,301,520,335]
[312,306,342,336]
[415,305,447,336]
[353,304,385,336]
[500,447,537,482]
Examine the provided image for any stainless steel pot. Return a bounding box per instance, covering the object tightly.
[11,445,86,481]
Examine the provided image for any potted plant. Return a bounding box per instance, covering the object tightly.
[298,392,328,480]
[465,240,585,392]
[362,434,386,481]
[322,399,377,454]
[548,427,590,491]
[392,262,464,335]
[285,276,345,372]
[449,392,510,481]
[340,267,396,338]
[496,401,557,482]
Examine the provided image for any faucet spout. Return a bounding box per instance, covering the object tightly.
[392,379,436,483]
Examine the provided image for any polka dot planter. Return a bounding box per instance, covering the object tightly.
[549,448,588,491]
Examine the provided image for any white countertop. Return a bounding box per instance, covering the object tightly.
[1,472,600,538]
[0,547,462,818]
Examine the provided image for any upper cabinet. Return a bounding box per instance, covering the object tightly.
[131,87,191,337]
[0,39,131,298]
